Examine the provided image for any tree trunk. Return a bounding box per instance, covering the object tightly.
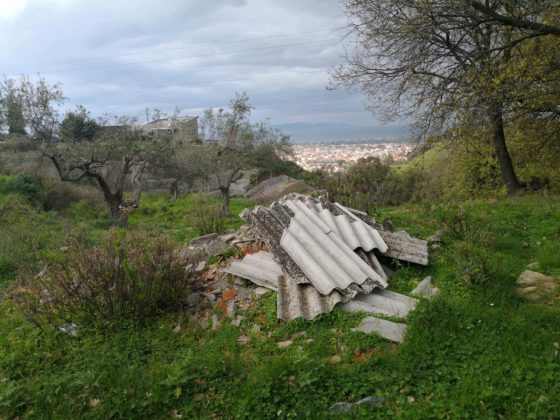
[106,199,128,227]
[489,103,522,195]
[170,179,179,201]
[220,186,230,217]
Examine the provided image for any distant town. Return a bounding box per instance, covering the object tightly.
[290,140,414,172]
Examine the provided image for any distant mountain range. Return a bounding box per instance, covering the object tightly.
[272,122,409,143]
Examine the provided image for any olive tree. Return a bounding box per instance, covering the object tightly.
[200,93,291,216]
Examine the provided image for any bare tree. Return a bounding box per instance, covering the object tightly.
[331,0,542,194]
[200,93,291,216]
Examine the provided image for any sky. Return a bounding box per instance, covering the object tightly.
[0,0,406,141]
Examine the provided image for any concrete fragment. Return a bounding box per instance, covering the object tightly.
[237,335,250,345]
[277,340,293,348]
[205,238,228,257]
[411,276,440,299]
[211,314,220,330]
[230,315,244,327]
[351,316,408,343]
[190,233,218,246]
[254,287,271,298]
[59,322,78,337]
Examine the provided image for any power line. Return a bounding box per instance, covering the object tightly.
[28,37,344,75]
[2,26,346,71]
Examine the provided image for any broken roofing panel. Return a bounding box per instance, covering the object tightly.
[222,252,280,292]
[340,289,418,319]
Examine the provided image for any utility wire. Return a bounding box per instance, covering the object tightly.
[29,37,344,75]
[2,26,346,71]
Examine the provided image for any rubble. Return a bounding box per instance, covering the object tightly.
[187,193,431,344]
[411,276,440,299]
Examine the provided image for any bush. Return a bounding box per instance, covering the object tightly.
[190,194,225,235]
[0,173,42,205]
[12,230,200,328]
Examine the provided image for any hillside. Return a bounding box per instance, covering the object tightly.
[1,185,559,418]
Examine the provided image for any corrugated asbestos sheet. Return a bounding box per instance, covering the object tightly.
[222,252,280,291]
[231,194,428,322]
[343,205,429,266]
[241,198,388,298]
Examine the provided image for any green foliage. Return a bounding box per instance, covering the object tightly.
[189,193,225,235]
[59,106,99,141]
[0,173,41,205]
[13,230,200,327]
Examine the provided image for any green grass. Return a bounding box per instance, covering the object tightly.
[1,187,559,418]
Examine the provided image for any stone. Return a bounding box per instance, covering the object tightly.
[172,325,181,333]
[237,335,250,345]
[351,316,408,343]
[250,324,261,334]
[220,233,237,242]
[195,261,206,271]
[59,322,78,337]
[190,233,219,246]
[186,293,202,307]
[211,314,220,330]
[291,331,307,339]
[330,355,341,363]
[330,396,385,413]
[230,315,244,327]
[226,300,237,318]
[277,340,293,349]
[204,238,229,257]
[411,276,440,299]
[199,318,210,329]
[427,229,446,244]
[254,287,271,298]
[515,270,558,303]
[202,292,216,302]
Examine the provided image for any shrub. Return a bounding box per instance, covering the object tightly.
[190,194,225,235]
[0,173,42,205]
[12,230,200,328]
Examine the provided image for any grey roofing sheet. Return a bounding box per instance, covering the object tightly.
[343,205,429,266]
[340,289,418,319]
[221,251,280,291]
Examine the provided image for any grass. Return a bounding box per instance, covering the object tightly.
[1,183,559,418]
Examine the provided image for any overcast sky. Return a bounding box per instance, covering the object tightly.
[0,0,404,139]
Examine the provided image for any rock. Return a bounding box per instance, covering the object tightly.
[199,318,210,329]
[230,315,244,327]
[226,300,237,318]
[277,340,293,349]
[304,339,314,344]
[254,287,271,299]
[220,233,237,242]
[411,276,440,299]
[204,238,229,257]
[351,316,407,343]
[330,355,341,363]
[330,396,385,413]
[427,229,446,244]
[211,314,220,330]
[195,261,206,271]
[190,233,219,246]
[172,325,181,333]
[234,278,246,287]
[202,292,216,302]
[186,293,202,307]
[291,331,307,339]
[237,335,250,345]
[250,324,261,334]
[515,270,558,303]
[59,322,78,337]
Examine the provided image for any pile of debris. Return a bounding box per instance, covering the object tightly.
[217,193,431,342]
